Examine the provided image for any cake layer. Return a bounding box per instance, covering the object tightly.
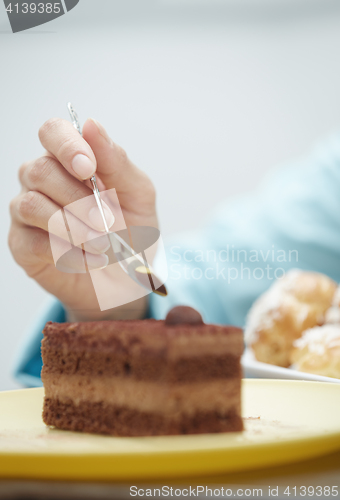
[42,373,241,416]
[42,348,242,381]
[42,321,244,360]
[42,321,243,382]
[43,398,244,436]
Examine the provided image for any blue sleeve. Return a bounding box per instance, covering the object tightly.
[14,131,340,386]
[150,131,340,325]
[12,297,66,387]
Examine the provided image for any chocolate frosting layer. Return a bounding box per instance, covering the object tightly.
[42,373,241,416]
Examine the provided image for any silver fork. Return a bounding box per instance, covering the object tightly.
[67,103,167,296]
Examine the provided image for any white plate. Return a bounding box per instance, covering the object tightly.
[242,348,340,384]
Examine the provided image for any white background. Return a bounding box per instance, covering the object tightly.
[1,0,340,390]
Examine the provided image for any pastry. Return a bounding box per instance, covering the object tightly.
[291,324,340,379]
[245,269,337,367]
[325,286,340,324]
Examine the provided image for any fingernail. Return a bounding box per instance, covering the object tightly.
[89,206,115,231]
[91,118,111,144]
[72,154,96,180]
[85,232,110,253]
[85,252,109,271]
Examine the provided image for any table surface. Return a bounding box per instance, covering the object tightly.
[0,448,339,500]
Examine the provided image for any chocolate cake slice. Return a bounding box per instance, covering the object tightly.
[41,306,244,436]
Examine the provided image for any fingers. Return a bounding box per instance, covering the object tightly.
[38,116,156,219]
[19,156,114,232]
[11,190,61,230]
[8,224,108,273]
[10,191,111,254]
[38,118,97,180]
[82,119,156,214]
[8,225,53,268]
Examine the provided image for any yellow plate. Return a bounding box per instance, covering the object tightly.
[1,380,340,481]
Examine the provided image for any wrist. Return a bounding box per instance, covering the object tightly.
[65,296,149,322]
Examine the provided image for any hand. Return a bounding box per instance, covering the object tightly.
[8,118,158,321]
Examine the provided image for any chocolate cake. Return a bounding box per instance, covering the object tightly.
[41,306,244,436]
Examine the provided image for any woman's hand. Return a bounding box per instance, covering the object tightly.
[8,118,158,321]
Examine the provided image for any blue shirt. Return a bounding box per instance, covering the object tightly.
[13,131,340,387]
